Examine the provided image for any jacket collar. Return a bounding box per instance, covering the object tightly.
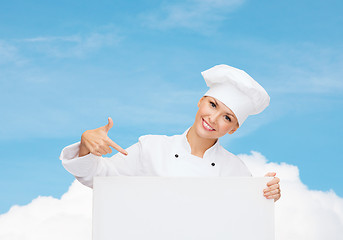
[180,127,220,158]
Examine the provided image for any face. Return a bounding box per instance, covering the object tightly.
[193,96,239,140]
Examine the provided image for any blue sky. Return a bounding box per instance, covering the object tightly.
[0,0,342,214]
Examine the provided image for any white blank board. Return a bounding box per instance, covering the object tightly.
[93,177,274,240]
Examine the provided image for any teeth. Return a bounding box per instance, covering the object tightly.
[203,120,214,130]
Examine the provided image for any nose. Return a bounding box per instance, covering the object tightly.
[209,112,220,124]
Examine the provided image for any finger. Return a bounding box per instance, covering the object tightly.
[93,151,103,156]
[266,195,280,200]
[264,172,276,177]
[264,189,280,196]
[264,193,281,200]
[106,137,128,155]
[276,192,281,202]
[93,148,106,156]
[99,144,112,155]
[271,194,281,202]
[88,146,102,156]
[90,143,108,156]
[102,117,114,133]
[83,141,96,155]
[267,177,280,187]
[263,184,280,193]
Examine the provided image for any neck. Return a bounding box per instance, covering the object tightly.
[186,126,218,158]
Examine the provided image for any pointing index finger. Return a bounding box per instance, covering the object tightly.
[105,137,128,155]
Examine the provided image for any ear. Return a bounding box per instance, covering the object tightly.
[197,96,206,108]
[228,123,239,135]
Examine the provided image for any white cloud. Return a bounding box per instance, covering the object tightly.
[0,181,92,240]
[141,0,245,31]
[239,151,343,240]
[19,31,122,58]
[1,152,342,239]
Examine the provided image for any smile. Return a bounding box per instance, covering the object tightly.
[202,118,215,131]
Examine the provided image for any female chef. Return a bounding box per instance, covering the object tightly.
[60,64,281,202]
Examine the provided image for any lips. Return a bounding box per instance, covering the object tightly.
[202,118,215,131]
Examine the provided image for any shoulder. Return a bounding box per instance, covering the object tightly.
[138,133,180,146]
[217,145,238,159]
[216,145,244,164]
[138,134,172,143]
[216,145,252,176]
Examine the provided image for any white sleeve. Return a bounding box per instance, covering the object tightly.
[59,141,141,188]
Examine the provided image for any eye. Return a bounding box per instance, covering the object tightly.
[225,115,232,122]
[210,101,216,108]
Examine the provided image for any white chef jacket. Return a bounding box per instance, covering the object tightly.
[60,128,252,188]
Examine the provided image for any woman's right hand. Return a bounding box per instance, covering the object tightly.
[79,117,128,157]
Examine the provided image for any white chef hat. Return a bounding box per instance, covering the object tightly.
[202,64,270,127]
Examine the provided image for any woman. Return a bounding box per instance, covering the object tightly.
[60,64,281,202]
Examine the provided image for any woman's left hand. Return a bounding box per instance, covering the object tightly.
[263,172,281,202]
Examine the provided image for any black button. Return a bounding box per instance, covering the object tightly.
[175,154,179,158]
[211,163,215,166]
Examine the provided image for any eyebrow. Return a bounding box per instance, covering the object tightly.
[212,98,235,117]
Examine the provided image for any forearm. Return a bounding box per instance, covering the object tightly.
[60,141,142,188]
